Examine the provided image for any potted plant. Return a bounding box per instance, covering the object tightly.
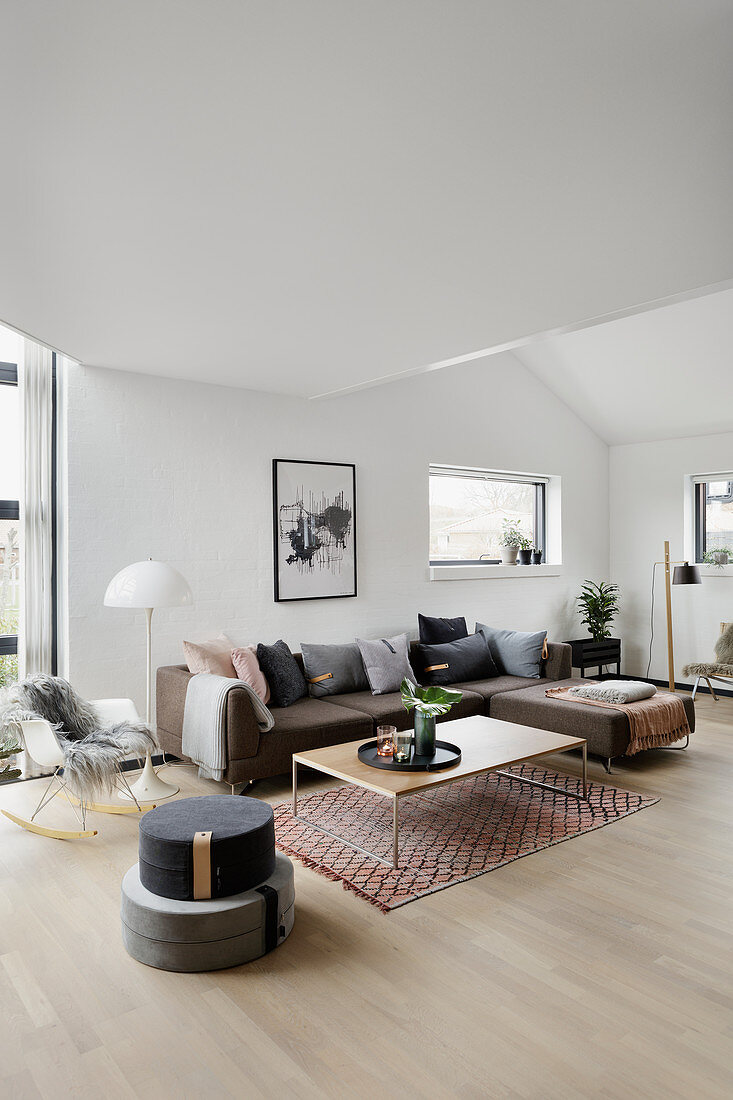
[499,519,528,565]
[569,580,622,676]
[531,547,543,564]
[577,580,620,640]
[702,547,732,567]
[400,679,463,758]
[516,532,533,565]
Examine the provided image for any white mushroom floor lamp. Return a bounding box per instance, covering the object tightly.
[104,559,193,801]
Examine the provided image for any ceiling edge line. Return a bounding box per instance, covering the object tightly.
[308,276,733,401]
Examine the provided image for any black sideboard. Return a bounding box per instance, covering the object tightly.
[567,637,621,678]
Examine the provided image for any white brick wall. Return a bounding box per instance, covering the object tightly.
[65,353,609,716]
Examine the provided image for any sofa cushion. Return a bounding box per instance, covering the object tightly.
[266,696,372,746]
[256,640,307,708]
[328,688,484,731]
[356,633,414,695]
[488,677,695,758]
[415,632,498,686]
[300,641,370,697]
[448,674,539,705]
[476,623,547,678]
[417,613,468,645]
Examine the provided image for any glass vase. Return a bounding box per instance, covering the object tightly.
[414,712,436,758]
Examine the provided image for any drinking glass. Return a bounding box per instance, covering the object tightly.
[376,725,396,757]
[393,729,413,763]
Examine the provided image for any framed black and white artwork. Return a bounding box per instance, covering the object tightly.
[272,459,357,601]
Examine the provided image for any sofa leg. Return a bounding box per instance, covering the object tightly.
[604,757,613,774]
[231,780,257,796]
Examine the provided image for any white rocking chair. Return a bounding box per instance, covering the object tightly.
[2,698,155,840]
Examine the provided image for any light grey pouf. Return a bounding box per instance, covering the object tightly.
[121,851,294,972]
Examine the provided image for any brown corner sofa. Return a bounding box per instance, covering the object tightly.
[156,642,695,785]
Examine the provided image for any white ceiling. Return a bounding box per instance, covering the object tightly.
[515,287,733,445]
[1,1,732,399]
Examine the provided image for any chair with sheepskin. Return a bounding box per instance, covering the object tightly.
[0,675,156,839]
[682,622,733,701]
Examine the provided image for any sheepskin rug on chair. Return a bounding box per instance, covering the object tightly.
[0,674,155,800]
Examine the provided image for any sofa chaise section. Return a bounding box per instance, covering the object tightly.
[489,677,696,766]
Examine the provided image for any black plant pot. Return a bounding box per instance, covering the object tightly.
[532,550,543,564]
[517,549,533,565]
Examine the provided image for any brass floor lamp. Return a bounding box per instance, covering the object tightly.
[651,541,701,691]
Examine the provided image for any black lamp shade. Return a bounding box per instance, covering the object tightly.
[672,563,702,585]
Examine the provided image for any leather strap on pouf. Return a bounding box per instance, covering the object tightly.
[193,831,212,899]
[256,883,279,953]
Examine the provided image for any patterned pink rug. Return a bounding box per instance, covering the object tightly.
[274,764,658,911]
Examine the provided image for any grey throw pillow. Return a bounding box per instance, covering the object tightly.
[476,623,547,679]
[356,633,414,695]
[255,640,307,708]
[300,641,370,697]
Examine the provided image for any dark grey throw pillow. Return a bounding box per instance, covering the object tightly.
[475,623,547,679]
[300,641,369,697]
[256,640,307,707]
[417,613,469,645]
[416,632,498,686]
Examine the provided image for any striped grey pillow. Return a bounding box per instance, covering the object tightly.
[356,633,414,695]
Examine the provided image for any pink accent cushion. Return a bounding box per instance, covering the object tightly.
[182,634,237,678]
[231,646,271,704]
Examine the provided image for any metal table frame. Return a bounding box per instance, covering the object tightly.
[292,741,587,871]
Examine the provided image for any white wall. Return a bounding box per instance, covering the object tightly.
[65,352,609,713]
[610,432,733,685]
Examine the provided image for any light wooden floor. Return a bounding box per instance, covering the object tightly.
[0,694,731,1099]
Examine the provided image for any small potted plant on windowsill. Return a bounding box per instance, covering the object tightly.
[517,532,533,565]
[702,547,732,567]
[499,519,530,565]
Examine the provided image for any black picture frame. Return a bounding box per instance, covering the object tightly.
[272,459,357,602]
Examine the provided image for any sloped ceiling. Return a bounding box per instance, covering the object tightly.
[1,1,732,398]
[515,287,733,445]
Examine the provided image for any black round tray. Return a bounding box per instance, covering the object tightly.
[358,739,462,772]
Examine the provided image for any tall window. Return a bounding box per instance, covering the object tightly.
[0,362,20,685]
[429,466,547,564]
[694,476,733,562]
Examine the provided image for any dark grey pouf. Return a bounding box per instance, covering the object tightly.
[121,852,295,971]
[138,795,275,900]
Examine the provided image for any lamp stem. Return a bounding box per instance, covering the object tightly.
[145,606,153,725]
[664,540,675,691]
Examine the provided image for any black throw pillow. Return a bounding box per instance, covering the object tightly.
[416,632,498,686]
[418,613,469,645]
[256,640,307,708]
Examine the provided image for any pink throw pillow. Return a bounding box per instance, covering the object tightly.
[231,646,271,704]
[183,634,237,678]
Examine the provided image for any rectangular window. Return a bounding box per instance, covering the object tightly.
[694,475,733,563]
[0,362,20,686]
[429,465,547,565]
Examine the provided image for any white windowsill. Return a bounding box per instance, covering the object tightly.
[698,564,733,578]
[429,563,564,581]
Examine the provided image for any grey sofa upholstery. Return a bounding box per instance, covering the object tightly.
[156,639,692,784]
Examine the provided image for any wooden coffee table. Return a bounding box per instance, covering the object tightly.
[292,714,587,869]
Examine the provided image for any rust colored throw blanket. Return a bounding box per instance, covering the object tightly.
[545,687,690,754]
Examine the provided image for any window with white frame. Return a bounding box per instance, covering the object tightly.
[693,474,733,562]
[429,465,547,565]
